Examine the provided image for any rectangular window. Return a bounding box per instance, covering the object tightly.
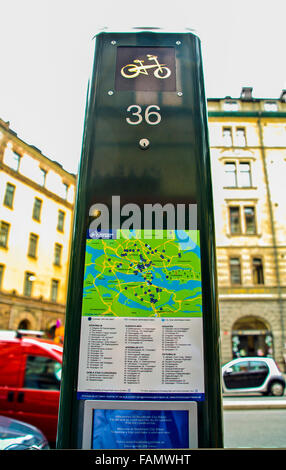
[3,183,16,208]
[236,127,246,147]
[223,127,232,147]
[24,355,61,390]
[54,243,62,266]
[24,272,34,297]
[0,264,4,289]
[224,162,237,187]
[9,151,21,172]
[264,101,278,112]
[253,258,264,284]
[224,161,252,188]
[57,210,65,232]
[244,206,256,234]
[40,168,47,187]
[229,207,241,234]
[28,233,38,258]
[230,258,242,284]
[0,222,10,248]
[223,101,239,111]
[51,279,59,302]
[63,183,69,200]
[239,162,252,187]
[32,198,42,221]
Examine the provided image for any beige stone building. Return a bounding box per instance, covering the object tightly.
[208,87,286,369]
[0,119,76,336]
[1,87,286,368]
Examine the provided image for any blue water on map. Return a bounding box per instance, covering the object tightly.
[175,230,201,258]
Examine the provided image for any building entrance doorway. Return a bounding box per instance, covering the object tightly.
[232,316,273,358]
[17,319,31,330]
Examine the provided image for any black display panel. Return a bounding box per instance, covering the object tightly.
[115,46,176,91]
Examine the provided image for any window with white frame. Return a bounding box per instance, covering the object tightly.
[24,272,35,297]
[244,206,257,234]
[229,206,241,234]
[54,243,62,266]
[223,127,232,147]
[3,183,16,208]
[0,221,10,248]
[51,279,59,302]
[27,233,38,258]
[228,204,257,236]
[4,147,21,172]
[0,264,4,289]
[57,210,65,232]
[230,257,242,284]
[235,127,246,147]
[264,101,278,112]
[32,198,42,221]
[223,101,239,111]
[224,161,252,187]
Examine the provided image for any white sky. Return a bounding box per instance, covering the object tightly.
[0,0,285,174]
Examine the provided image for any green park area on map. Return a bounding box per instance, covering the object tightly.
[81,230,202,318]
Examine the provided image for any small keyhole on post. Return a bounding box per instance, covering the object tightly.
[139,138,150,150]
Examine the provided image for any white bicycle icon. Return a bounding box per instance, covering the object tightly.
[121,54,171,79]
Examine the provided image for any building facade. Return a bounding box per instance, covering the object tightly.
[208,87,286,369]
[1,87,286,368]
[0,119,76,336]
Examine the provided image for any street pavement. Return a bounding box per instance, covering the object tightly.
[223,395,286,409]
[223,395,286,448]
[223,408,286,448]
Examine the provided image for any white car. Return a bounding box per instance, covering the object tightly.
[222,357,285,396]
[0,415,49,450]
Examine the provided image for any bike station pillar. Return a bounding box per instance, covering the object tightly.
[57,28,223,450]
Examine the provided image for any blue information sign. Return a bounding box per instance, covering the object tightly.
[91,409,189,449]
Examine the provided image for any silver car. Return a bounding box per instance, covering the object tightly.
[222,357,285,396]
[0,415,49,450]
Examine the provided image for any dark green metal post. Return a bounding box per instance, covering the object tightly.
[57,28,223,449]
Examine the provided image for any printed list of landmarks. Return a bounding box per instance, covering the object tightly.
[78,317,204,396]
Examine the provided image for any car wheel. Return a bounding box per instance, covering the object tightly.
[268,381,285,396]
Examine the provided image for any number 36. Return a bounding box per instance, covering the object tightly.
[126,105,161,126]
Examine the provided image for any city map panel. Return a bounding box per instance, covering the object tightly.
[81,230,202,319]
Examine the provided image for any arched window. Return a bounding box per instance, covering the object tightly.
[232,316,273,358]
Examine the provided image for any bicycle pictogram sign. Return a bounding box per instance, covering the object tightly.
[121,54,172,79]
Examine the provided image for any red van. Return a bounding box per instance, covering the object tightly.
[0,330,62,445]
